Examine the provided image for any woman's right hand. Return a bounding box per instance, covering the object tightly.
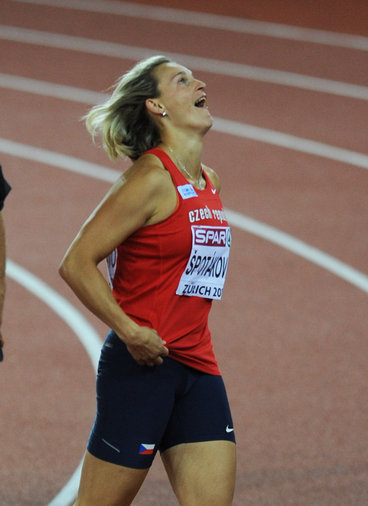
[123,325,169,367]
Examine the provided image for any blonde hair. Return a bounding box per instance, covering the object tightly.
[85,55,172,160]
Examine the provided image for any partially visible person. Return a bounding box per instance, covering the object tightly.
[0,165,11,361]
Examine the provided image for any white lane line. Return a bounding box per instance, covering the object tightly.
[0,138,121,182]
[46,461,82,506]
[7,0,368,51]
[225,210,368,294]
[213,118,368,171]
[0,74,103,104]
[1,26,368,100]
[5,260,102,506]
[6,261,102,367]
[2,140,368,294]
[1,97,368,173]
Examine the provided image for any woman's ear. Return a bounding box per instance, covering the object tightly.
[145,98,165,117]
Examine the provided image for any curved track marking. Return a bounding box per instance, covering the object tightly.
[46,462,82,506]
[6,260,102,505]
[7,0,368,51]
[6,260,102,367]
[1,27,368,100]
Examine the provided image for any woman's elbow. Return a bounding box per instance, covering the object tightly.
[58,250,78,285]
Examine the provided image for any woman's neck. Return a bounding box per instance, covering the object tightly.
[160,138,204,189]
[161,135,203,174]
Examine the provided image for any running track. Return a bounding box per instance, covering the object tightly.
[1,1,368,504]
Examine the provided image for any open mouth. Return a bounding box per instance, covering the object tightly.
[194,96,207,108]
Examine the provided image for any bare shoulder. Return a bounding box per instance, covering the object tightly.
[121,153,172,192]
[107,152,176,226]
[67,152,177,261]
[202,164,221,193]
[105,152,174,208]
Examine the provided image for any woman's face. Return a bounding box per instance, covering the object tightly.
[153,62,213,133]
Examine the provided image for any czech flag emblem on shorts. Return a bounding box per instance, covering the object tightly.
[139,443,155,455]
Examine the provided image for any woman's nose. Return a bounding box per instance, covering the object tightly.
[195,78,206,90]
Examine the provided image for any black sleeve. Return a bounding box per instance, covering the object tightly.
[0,165,11,211]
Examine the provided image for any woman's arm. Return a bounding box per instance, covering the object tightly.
[59,157,175,366]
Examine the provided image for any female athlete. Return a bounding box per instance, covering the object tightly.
[59,55,236,506]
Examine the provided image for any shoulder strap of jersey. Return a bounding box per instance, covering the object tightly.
[144,147,188,186]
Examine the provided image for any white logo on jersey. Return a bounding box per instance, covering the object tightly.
[177,184,198,200]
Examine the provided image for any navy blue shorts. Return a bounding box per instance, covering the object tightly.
[87,331,235,469]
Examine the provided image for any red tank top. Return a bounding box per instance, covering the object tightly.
[107,148,231,374]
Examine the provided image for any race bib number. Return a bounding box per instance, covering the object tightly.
[176,225,231,300]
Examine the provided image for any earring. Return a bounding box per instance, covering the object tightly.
[161,111,167,117]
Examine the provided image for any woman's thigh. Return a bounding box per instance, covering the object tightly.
[160,371,236,505]
[161,440,236,506]
[74,451,150,506]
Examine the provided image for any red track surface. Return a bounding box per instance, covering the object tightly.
[1,1,367,504]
